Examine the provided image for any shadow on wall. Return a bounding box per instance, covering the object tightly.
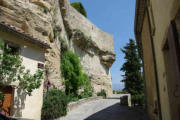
[84,103,147,120]
[13,88,27,117]
[20,47,45,62]
[73,44,110,75]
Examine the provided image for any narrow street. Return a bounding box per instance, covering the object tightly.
[60,95,147,120]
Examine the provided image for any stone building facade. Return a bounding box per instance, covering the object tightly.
[0,21,49,119]
[135,0,180,120]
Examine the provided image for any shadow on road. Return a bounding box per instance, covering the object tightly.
[84,103,147,120]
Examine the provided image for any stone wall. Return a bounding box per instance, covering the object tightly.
[60,0,115,96]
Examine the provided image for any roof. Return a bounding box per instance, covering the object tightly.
[134,0,146,58]
[0,21,50,49]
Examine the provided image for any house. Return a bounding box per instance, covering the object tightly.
[0,21,50,119]
[135,0,180,120]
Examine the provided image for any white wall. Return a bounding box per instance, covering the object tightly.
[14,45,45,119]
[0,29,45,119]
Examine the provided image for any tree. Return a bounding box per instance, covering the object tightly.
[121,39,144,106]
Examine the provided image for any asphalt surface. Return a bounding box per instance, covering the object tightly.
[60,95,147,120]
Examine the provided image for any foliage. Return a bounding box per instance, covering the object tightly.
[79,73,93,98]
[68,94,79,102]
[71,2,87,17]
[115,90,128,94]
[0,91,4,103]
[41,89,69,120]
[120,39,144,106]
[53,25,61,39]
[131,93,145,106]
[0,39,43,95]
[61,51,82,95]
[60,37,67,48]
[18,69,43,95]
[97,89,107,98]
[60,38,66,45]
[74,29,92,41]
[61,51,92,97]
[43,7,49,14]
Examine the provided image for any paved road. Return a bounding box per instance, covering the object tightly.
[60,95,147,120]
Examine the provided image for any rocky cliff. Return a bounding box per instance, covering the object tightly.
[0,0,115,96]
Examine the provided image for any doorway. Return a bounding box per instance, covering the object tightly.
[163,18,180,120]
[0,86,14,116]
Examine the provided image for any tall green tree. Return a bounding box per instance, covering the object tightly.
[121,39,144,106]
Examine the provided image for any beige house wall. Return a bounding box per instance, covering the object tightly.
[141,13,160,120]
[145,0,180,120]
[0,29,45,119]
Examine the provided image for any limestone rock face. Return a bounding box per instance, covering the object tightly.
[0,0,115,97]
[59,0,115,97]
[0,0,67,89]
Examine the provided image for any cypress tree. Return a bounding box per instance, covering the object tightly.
[121,39,144,106]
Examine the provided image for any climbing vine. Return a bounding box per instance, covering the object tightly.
[0,38,43,96]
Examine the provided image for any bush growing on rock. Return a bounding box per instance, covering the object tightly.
[71,2,87,17]
[97,89,107,98]
[41,89,69,120]
[61,51,92,97]
[61,50,83,95]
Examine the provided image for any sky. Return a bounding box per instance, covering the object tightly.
[70,0,136,90]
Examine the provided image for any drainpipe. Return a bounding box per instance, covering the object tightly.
[143,0,162,120]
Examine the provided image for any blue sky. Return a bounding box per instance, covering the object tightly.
[70,0,136,90]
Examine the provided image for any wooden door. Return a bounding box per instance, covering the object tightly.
[0,86,13,116]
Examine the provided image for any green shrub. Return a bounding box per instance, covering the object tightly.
[53,25,61,39]
[43,7,49,14]
[115,90,128,94]
[80,73,93,98]
[60,38,66,45]
[68,94,79,102]
[97,89,107,98]
[61,51,92,98]
[61,51,83,95]
[71,2,87,17]
[41,89,69,120]
[131,93,145,106]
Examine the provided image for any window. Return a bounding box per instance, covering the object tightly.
[4,43,19,55]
